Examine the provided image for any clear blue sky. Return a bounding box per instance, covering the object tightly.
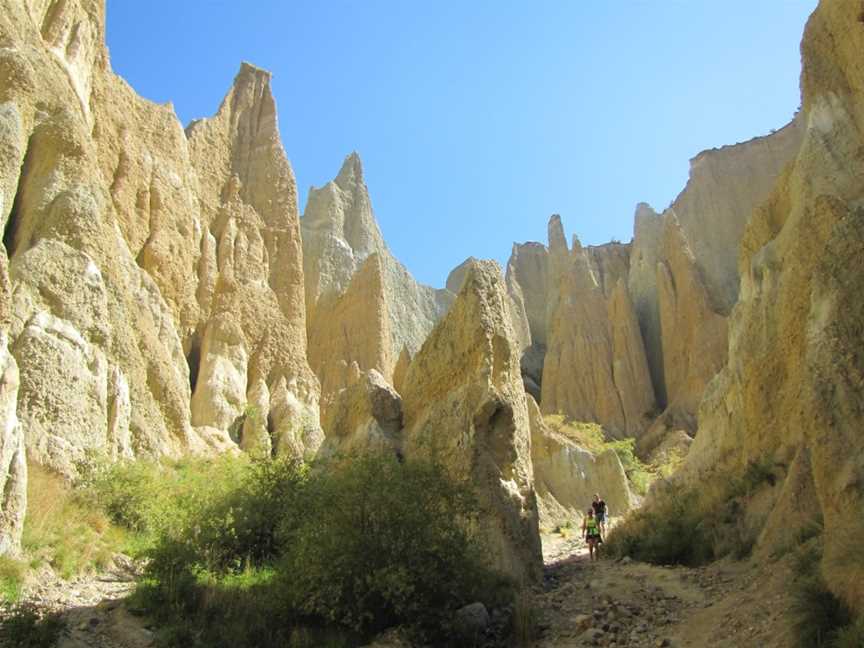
[106,1,816,289]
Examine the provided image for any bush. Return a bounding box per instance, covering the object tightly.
[145,457,308,580]
[790,541,855,648]
[122,452,506,646]
[605,487,713,565]
[282,453,495,638]
[0,602,65,648]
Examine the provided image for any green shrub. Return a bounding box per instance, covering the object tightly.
[790,541,856,648]
[282,453,497,639]
[145,457,309,580]
[0,602,65,648]
[605,487,713,565]
[129,452,505,645]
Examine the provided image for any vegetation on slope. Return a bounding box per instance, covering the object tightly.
[543,415,655,495]
[78,453,516,647]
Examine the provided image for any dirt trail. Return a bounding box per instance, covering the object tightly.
[534,533,798,648]
[2,555,155,648]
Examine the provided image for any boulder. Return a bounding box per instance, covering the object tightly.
[320,367,403,458]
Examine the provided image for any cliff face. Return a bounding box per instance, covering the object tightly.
[540,233,655,437]
[301,154,453,414]
[400,260,543,582]
[506,216,655,437]
[628,117,805,419]
[0,0,323,553]
[684,0,864,613]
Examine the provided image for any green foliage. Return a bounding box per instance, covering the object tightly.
[604,488,713,565]
[97,452,508,646]
[145,457,309,580]
[0,602,65,648]
[282,454,493,637]
[543,416,655,495]
[606,456,782,566]
[0,556,27,603]
[790,541,855,648]
[607,438,652,496]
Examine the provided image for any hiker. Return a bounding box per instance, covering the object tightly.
[583,508,602,561]
[592,493,608,536]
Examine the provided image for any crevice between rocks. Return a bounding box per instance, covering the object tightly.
[3,137,35,259]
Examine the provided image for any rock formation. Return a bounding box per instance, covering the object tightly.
[0,0,321,502]
[528,398,634,530]
[0,331,25,555]
[506,216,655,437]
[301,154,453,414]
[185,62,322,458]
[319,365,403,459]
[400,260,542,582]
[683,0,864,614]
[628,117,804,417]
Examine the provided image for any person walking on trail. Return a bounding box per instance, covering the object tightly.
[583,508,602,561]
[592,493,608,536]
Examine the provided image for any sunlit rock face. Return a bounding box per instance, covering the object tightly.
[400,260,543,583]
[683,0,864,615]
[505,216,655,438]
[301,153,454,419]
[0,0,325,556]
[527,398,635,530]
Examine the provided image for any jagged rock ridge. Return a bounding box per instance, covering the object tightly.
[0,0,323,549]
[301,153,454,410]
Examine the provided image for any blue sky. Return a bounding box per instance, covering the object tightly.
[106,1,816,288]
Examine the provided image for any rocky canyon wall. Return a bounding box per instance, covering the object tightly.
[683,0,864,613]
[301,154,454,415]
[0,0,328,549]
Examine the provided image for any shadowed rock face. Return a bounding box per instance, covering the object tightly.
[682,0,864,614]
[628,117,805,415]
[401,260,542,582]
[301,153,454,416]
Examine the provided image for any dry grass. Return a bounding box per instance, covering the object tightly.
[22,462,128,580]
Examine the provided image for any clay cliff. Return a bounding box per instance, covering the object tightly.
[400,260,543,582]
[683,0,864,614]
[0,0,326,548]
[506,119,803,447]
[301,154,453,413]
[628,116,804,442]
[505,215,655,437]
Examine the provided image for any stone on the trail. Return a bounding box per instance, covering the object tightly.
[454,601,489,638]
[620,556,633,565]
[573,613,592,630]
